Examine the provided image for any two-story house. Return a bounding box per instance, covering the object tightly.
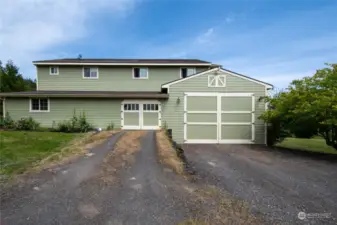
[0,58,273,144]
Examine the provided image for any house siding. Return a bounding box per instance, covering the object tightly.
[161,70,267,144]
[37,66,209,91]
[5,98,122,128]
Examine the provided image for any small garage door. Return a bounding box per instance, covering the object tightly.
[121,101,161,130]
[184,93,255,144]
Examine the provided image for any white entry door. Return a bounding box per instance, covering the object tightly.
[121,101,161,130]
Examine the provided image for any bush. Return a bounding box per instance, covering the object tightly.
[56,111,94,133]
[15,117,40,131]
[0,112,15,129]
[106,122,114,130]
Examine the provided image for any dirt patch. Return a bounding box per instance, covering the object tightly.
[94,131,146,183]
[179,185,262,225]
[156,130,184,175]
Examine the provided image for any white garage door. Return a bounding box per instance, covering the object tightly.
[184,92,255,144]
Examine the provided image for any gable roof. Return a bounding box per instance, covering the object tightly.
[161,67,273,89]
[33,58,212,66]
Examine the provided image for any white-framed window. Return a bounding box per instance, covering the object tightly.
[133,68,148,79]
[124,103,140,111]
[49,66,59,75]
[30,98,49,112]
[208,75,226,87]
[180,67,196,78]
[83,67,99,79]
[143,103,159,111]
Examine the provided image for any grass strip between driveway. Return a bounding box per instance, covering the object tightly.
[0,130,119,179]
[156,130,184,175]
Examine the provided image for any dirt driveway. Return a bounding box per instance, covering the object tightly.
[182,144,337,224]
[1,131,209,225]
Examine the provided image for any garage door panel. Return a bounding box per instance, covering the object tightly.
[187,113,217,123]
[221,125,251,139]
[221,97,252,111]
[222,113,251,123]
[187,96,217,111]
[143,112,158,126]
[124,112,139,126]
[187,125,217,139]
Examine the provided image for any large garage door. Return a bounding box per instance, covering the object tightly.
[184,93,255,144]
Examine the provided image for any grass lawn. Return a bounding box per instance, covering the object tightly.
[276,137,337,155]
[0,131,78,176]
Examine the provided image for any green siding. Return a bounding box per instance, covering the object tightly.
[221,113,251,123]
[221,97,252,111]
[187,125,217,139]
[143,113,158,126]
[187,113,217,123]
[186,96,217,111]
[221,125,252,139]
[5,98,121,128]
[124,112,139,126]
[161,69,267,144]
[38,66,209,91]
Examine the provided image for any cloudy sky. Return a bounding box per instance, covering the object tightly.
[1,0,336,88]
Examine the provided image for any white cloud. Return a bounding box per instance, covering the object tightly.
[0,0,137,78]
[195,28,214,44]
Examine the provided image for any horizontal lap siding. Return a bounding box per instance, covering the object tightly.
[162,70,266,144]
[5,98,121,128]
[38,66,209,91]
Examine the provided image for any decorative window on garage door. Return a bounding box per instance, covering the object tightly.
[124,103,139,111]
[143,103,159,111]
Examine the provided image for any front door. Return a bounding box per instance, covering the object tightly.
[121,101,161,130]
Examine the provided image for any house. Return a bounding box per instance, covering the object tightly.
[0,58,273,144]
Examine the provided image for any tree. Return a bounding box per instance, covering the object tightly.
[260,63,337,150]
[0,60,37,116]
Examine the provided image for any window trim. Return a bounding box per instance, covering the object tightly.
[180,67,196,78]
[208,75,226,87]
[132,67,149,79]
[49,66,59,75]
[29,98,50,112]
[82,67,99,79]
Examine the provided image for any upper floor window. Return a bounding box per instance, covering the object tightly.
[133,68,148,79]
[83,67,98,79]
[49,66,59,75]
[30,98,49,112]
[181,68,196,78]
[208,75,226,87]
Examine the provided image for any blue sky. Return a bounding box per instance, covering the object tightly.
[1,0,336,88]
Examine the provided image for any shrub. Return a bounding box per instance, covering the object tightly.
[15,117,40,131]
[56,111,94,133]
[106,122,114,130]
[0,112,16,129]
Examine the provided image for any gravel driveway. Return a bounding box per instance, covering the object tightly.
[1,131,197,225]
[182,144,337,225]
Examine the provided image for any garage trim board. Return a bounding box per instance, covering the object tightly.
[121,100,161,130]
[184,92,255,144]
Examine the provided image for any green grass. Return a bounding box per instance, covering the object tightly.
[0,131,78,176]
[276,137,337,155]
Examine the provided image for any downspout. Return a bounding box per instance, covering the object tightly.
[2,97,5,119]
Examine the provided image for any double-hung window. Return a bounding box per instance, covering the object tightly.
[50,66,59,75]
[30,98,49,112]
[180,68,196,78]
[133,68,148,79]
[83,67,98,79]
